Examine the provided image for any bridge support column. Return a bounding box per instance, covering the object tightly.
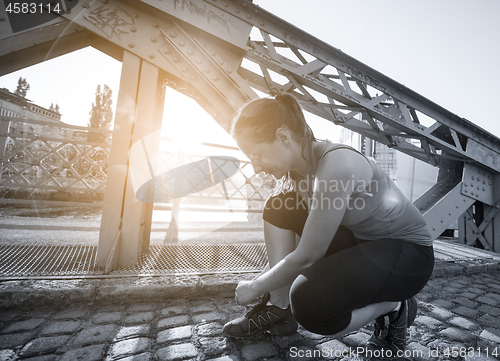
[458,202,500,253]
[97,51,166,271]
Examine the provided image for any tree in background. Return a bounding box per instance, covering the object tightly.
[88,84,113,143]
[14,77,30,98]
[74,84,113,180]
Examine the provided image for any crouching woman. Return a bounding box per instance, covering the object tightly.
[223,94,434,355]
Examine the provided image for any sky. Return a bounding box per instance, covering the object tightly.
[0,0,499,143]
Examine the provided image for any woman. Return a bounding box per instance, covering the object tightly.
[223,94,434,355]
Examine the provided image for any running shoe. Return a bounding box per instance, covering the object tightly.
[223,293,298,338]
[366,297,417,357]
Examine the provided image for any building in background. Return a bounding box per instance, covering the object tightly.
[339,128,437,202]
[340,127,397,180]
[0,87,61,123]
[0,88,67,182]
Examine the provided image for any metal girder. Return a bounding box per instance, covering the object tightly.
[423,183,477,241]
[458,202,500,252]
[44,0,257,130]
[2,0,499,167]
[152,0,496,172]
[0,14,95,76]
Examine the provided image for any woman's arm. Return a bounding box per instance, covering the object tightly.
[235,149,373,305]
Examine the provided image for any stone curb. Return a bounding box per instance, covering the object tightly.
[1,260,499,309]
[0,273,256,309]
[432,260,500,277]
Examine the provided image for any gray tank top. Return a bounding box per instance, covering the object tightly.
[315,142,433,246]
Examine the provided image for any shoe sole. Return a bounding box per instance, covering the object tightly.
[224,319,298,339]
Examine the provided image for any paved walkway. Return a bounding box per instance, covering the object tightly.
[1,268,500,361]
[1,211,500,360]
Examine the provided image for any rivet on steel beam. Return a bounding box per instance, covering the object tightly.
[483,187,485,191]
[151,37,157,42]
[163,48,170,54]
[149,54,155,59]
[472,176,474,180]
[223,2,228,6]
[170,31,177,37]
[128,43,135,48]
[173,57,179,63]
[190,75,197,81]
[464,190,468,193]
[196,59,202,64]
[326,56,330,60]
[477,186,480,190]
[133,13,139,18]
[181,67,187,72]
[247,14,251,19]
[235,9,240,13]
[478,177,481,182]
[179,41,185,46]
[243,3,248,7]
[259,21,264,26]
[153,22,159,28]
[130,27,137,32]
[227,68,232,73]
[464,183,467,187]
[213,76,219,81]
[210,50,216,56]
[187,50,194,55]
[255,9,259,14]
[204,68,210,73]
[218,59,224,65]
[201,41,207,47]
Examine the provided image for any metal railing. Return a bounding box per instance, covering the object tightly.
[0,116,271,213]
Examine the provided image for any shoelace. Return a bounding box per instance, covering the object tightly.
[244,297,268,318]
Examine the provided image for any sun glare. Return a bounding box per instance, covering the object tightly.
[161,87,235,147]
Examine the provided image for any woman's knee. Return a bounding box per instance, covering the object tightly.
[263,192,308,235]
[290,274,350,335]
[264,192,302,215]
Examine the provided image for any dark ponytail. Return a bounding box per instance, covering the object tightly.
[231,93,316,194]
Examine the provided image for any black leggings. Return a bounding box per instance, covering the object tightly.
[263,192,434,335]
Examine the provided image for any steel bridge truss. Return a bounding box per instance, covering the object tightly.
[0,116,268,207]
[1,0,499,269]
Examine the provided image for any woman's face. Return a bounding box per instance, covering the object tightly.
[236,135,292,179]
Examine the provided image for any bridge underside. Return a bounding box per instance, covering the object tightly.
[1,0,499,271]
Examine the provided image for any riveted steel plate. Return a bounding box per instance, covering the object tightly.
[462,163,495,205]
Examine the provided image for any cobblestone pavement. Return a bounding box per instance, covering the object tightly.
[1,270,500,361]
